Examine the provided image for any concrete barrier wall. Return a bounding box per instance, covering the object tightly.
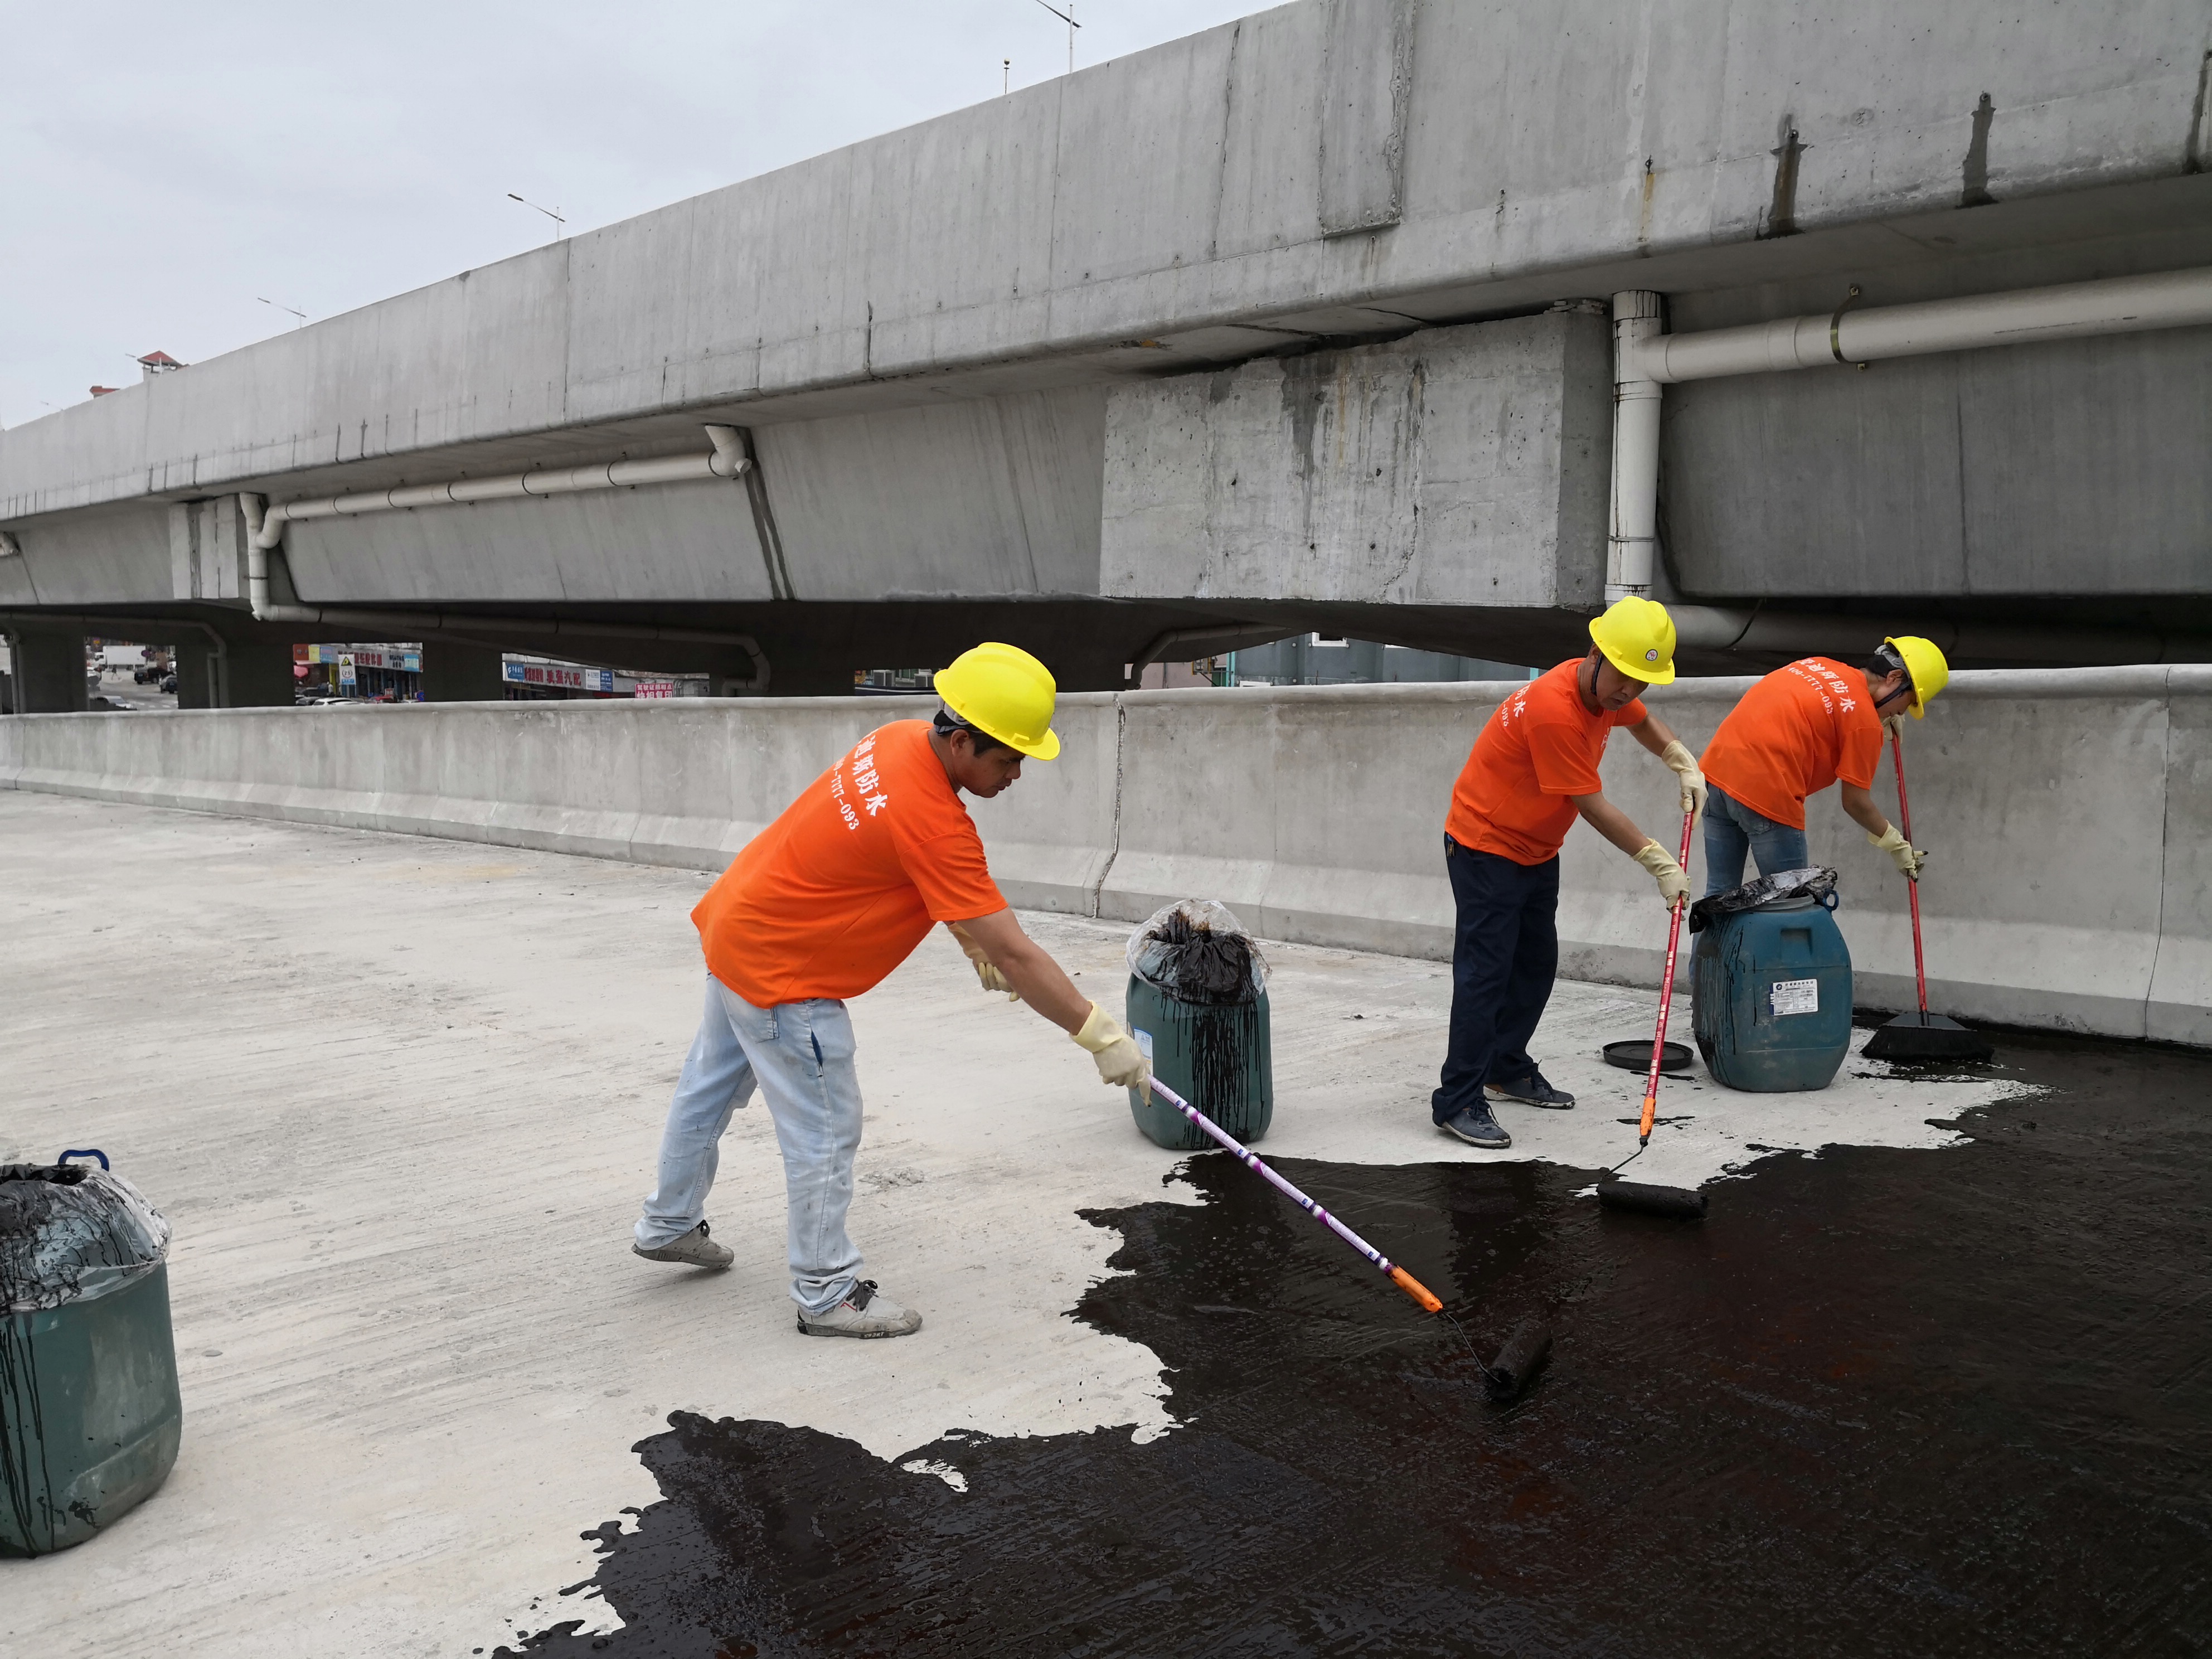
[4,667,2205,1044]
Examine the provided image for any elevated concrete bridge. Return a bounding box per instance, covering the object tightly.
[3,0,2209,706]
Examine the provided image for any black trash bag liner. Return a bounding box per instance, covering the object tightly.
[1688,866,1840,935]
[0,1158,169,1316]
[1126,900,1269,1006]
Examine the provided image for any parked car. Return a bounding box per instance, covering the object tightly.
[86,695,137,711]
[159,673,178,695]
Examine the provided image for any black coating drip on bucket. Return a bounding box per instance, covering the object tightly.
[1184,1000,1262,1120]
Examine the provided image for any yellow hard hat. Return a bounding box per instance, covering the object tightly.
[932,642,1061,760]
[1588,595,1678,685]
[1883,635,1949,719]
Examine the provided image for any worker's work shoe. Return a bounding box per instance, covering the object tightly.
[632,1220,733,1269]
[1487,1073,1575,1110]
[1440,1105,1513,1149]
[797,1280,923,1339]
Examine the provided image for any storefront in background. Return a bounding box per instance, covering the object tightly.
[289,644,701,701]
[501,658,691,700]
[295,643,422,700]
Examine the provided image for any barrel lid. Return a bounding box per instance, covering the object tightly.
[0,1160,170,1314]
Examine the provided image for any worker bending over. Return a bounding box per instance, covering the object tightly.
[1697,636,1948,897]
[631,642,1149,1338]
[1433,597,1706,1150]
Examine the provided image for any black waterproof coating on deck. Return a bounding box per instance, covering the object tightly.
[1687,866,1839,935]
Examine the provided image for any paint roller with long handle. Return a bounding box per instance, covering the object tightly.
[1144,1076,1443,1313]
[1602,804,1711,1219]
[1861,726,1993,1063]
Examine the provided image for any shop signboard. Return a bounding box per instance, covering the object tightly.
[503,662,614,692]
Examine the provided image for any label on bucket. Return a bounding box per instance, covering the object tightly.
[1134,1029,1154,1061]
[1770,978,1820,1017]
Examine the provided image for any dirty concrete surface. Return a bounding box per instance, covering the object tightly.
[1,792,2202,1656]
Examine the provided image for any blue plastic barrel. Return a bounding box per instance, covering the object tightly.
[1691,894,1854,1092]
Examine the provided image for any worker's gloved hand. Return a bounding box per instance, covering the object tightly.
[948,923,1019,1001]
[1882,714,1907,742]
[1658,739,1709,822]
[1074,1001,1151,1092]
[1633,840,1691,908]
[1869,823,1928,879]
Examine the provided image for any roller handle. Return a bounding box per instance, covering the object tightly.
[1891,727,1931,1017]
[1388,1265,1444,1314]
[1638,804,1696,1146]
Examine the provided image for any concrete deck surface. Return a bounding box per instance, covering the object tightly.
[0,793,2027,1656]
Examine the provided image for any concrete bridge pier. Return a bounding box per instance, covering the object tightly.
[171,632,297,710]
[419,642,507,704]
[3,629,89,713]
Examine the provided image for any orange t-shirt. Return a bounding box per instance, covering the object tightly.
[693,720,1007,1006]
[1445,661,1648,866]
[1700,657,1884,830]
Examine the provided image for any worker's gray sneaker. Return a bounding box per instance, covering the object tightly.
[1487,1072,1575,1110]
[632,1220,733,1269]
[1439,1104,1513,1149]
[796,1279,923,1339]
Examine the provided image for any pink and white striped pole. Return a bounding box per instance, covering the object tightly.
[1146,1076,1444,1313]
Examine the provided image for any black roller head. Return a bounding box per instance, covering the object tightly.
[1484,1317,1553,1400]
[1598,1180,1709,1220]
[1862,1011,1995,1064]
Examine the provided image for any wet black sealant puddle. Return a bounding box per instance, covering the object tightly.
[501,1035,2212,1657]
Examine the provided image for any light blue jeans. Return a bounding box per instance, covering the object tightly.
[1702,784,1811,898]
[636,974,864,1315]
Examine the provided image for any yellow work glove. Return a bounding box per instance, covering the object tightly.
[1073,1001,1151,1092]
[948,923,1018,1000]
[1658,739,1708,822]
[1633,840,1691,908]
[1869,822,1928,879]
[1882,714,1907,742]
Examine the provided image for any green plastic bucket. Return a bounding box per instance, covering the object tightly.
[1124,974,1274,1151]
[2,1153,181,1557]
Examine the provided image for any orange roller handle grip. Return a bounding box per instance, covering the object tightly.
[1389,1265,1444,1314]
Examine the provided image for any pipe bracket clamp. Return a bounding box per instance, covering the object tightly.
[1830,285,1869,370]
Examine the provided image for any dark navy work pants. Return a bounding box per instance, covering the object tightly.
[1431,836,1560,1125]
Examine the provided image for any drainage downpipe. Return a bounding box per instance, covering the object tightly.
[1605,292,1664,601]
[1602,265,2212,608]
[239,426,769,691]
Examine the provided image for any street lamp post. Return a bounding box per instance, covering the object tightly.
[507,193,566,242]
[1030,0,1079,74]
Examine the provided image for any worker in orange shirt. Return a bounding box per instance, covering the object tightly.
[1433,597,1706,1149]
[1697,637,1948,896]
[630,643,1151,1338]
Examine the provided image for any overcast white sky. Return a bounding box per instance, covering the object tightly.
[0,1,1258,430]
